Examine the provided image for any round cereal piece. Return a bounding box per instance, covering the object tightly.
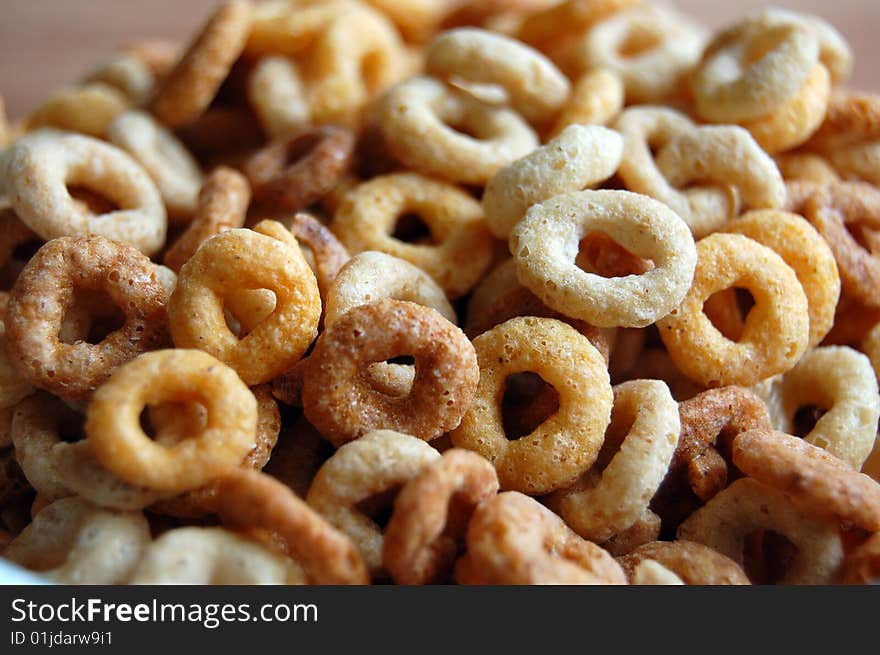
[804,91,880,152]
[169,227,321,385]
[85,349,257,493]
[549,69,624,136]
[546,379,679,542]
[243,125,355,215]
[151,0,253,128]
[425,28,569,124]
[739,64,831,155]
[733,429,880,532]
[23,83,130,137]
[691,14,819,123]
[244,0,363,58]
[726,209,840,348]
[657,233,809,388]
[456,491,627,585]
[677,478,844,585]
[285,212,351,304]
[107,110,203,221]
[4,132,166,255]
[325,251,455,327]
[331,173,493,299]
[5,236,171,405]
[510,189,696,328]
[840,532,880,584]
[162,167,250,273]
[573,3,707,104]
[482,124,623,239]
[212,468,369,584]
[129,526,306,585]
[383,449,498,585]
[450,316,612,495]
[617,540,751,585]
[630,560,685,585]
[377,76,538,186]
[775,346,880,470]
[247,55,309,139]
[2,497,150,584]
[515,0,640,51]
[307,429,440,577]
[302,299,478,447]
[83,54,156,106]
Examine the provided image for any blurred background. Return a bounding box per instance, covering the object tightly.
[0,0,878,119]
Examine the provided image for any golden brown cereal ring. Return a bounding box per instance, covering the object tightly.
[546,379,679,542]
[677,478,844,585]
[5,236,171,405]
[364,0,447,43]
[515,0,640,52]
[383,449,499,585]
[23,83,130,137]
[331,173,493,299]
[482,124,623,239]
[247,55,309,139]
[456,491,627,585]
[839,532,880,584]
[244,0,361,58]
[83,54,155,106]
[107,110,203,221]
[243,126,355,215]
[617,540,751,585]
[162,167,250,273]
[733,429,880,532]
[307,429,440,577]
[805,92,880,152]
[738,64,831,155]
[450,316,612,495]
[776,152,841,186]
[151,1,253,128]
[510,189,697,328]
[285,212,351,305]
[691,14,819,123]
[425,28,570,124]
[169,227,321,385]
[212,468,369,585]
[773,346,880,469]
[2,497,150,584]
[549,69,624,136]
[4,132,166,256]
[85,349,257,493]
[302,299,478,447]
[377,76,538,186]
[725,210,840,348]
[600,508,661,557]
[129,526,306,585]
[657,233,809,388]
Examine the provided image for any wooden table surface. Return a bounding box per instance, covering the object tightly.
[1,0,878,119]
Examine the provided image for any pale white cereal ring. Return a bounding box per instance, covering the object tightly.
[247,56,310,139]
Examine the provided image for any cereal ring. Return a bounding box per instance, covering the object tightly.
[85,349,257,493]
[383,449,498,584]
[151,1,253,128]
[83,54,155,106]
[738,64,831,155]
[617,540,751,585]
[630,560,684,585]
[162,167,250,273]
[677,478,844,585]
[733,429,880,532]
[364,0,447,43]
[331,173,493,299]
[450,316,612,494]
[107,110,203,221]
[2,497,150,584]
[455,491,627,585]
[377,76,538,186]
[307,429,440,577]
[285,212,350,304]
[691,14,819,123]
[776,152,841,186]
[510,189,697,328]
[243,126,355,215]
[482,124,623,239]
[169,227,321,385]
[840,532,880,584]
[515,0,640,52]
[725,210,840,348]
[600,508,661,557]
[302,299,478,447]
[425,28,570,124]
[129,527,306,584]
[245,0,363,58]
[549,69,624,136]
[657,233,809,388]
[773,346,880,469]
[5,236,171,405]
[211,468,369,584]
[546,379,680,542]
[23,83,130,137]
[247,56,310,139]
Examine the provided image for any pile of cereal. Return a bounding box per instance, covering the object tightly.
[1,0,879,585]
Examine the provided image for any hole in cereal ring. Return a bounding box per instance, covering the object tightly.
[283,132,323,167]
[742,529,798,585]
[386,355,415,366]
[576,232,654,279]
[501,372,559,441]
[392,212,434,245]
[139,401,209,447]
[355,485,403,532]
[67,185,121,215]
[702,287,756,342]
[59,289,127,345]
[618,25,663,58]
[791,404,828,439]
